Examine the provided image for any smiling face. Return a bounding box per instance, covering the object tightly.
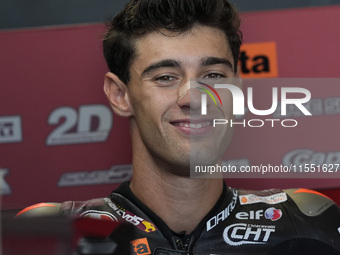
[108,25,238,176]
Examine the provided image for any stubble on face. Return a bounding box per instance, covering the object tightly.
[126,25,237,176]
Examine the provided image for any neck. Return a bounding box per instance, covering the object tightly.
[130,134,223,234]
[130,169,223,234]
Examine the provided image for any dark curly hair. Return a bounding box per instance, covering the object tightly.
[103,0,242,84]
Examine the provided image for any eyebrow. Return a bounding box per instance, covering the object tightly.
[141,56,234,77]
[141,59,180,77]
[201,57,233,70]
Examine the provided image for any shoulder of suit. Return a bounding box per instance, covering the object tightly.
[236,187,336,217]
[284,188,336,217]
[16,198,107,218]
[16,202,62,217]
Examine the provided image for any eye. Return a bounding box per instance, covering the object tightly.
[204,73,226,79]
[154,75,178,84]
[156,76,174,81]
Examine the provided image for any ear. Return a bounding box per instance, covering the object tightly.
[103,72,133,117]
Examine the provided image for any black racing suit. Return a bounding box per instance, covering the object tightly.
[56,182,340,255]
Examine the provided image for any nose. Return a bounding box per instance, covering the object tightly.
[177,81,205,113]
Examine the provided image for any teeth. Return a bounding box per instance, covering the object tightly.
[176,122,212,128]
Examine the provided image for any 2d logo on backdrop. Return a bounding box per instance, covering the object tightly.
[46,104,112,146]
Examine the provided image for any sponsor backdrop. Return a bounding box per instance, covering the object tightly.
[1,6,340,210]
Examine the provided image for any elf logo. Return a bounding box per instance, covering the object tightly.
[239,41,278,78]
[236,208,282,221]
[130,238,151,255]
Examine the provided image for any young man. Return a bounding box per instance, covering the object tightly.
[18,0,340,254]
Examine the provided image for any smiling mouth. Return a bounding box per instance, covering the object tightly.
[170,120,214,136]
[171,121,212,129]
